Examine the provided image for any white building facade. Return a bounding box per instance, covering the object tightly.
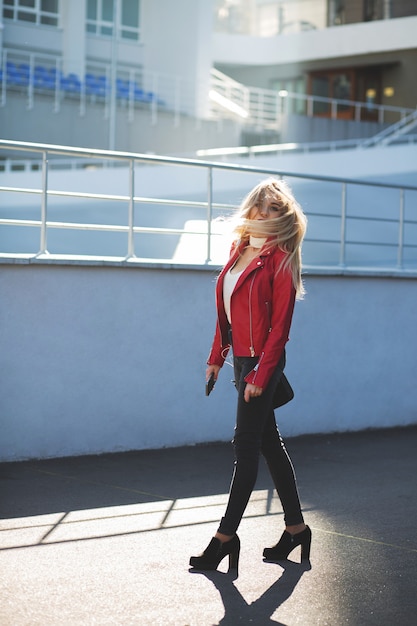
[1,0,417,153]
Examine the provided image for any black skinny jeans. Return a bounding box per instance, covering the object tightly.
[217,355,304,536]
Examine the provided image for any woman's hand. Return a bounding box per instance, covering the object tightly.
[244,383,263,403]
[206,364,221,382]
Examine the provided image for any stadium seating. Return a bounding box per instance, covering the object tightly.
[1,61,165,105]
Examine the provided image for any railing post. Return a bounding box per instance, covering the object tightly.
[126,159,136,259]
[38,151,49,255]
[174,76,180,128]
[378,106,384,124]
[27,53,34,110]
[54,57,61,113]
[307,96,313,117]
[339,182,347,266]
[80,70,86,117]
[206,166,213,264]
[128,68,135,122]
[397,188,405,269]
[151,72,158,125]
[0,50,6,107]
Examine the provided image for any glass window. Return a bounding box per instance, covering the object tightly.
[122,0,138,27]
[86,0,140,41]
[41,0,58,12]
[270,76,306,115]
[102,0,113,22]
[18,11,36,21]
[2,0,59,26]
[87,0,97,20]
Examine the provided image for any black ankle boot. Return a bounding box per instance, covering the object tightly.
[263,526,311,562]
[190,535,240,572]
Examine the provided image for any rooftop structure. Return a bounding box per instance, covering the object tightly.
[1,0,416,154]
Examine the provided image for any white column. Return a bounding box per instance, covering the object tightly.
[61,0,87,76]
[142,0,214,118]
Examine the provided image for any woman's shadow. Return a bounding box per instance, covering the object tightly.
[192,560,311,625]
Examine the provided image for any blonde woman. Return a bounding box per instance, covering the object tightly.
[190,178,311,573]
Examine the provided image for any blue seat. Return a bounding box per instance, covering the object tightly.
[85,73,98,94]
[34,65,48,77]
[61,73,81,94]
[85,73,106,96]
[35,74,55,89]
[48,68,61,85]
[94,75,108,97]
[6,61,18,72]
[116,78,131,98]
[19,63,30,77]
[133,86,145,101]
[6,64,26,87]
[48,67,61,78]
[15,63,30,87]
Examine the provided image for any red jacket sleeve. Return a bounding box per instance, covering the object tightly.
[244,264,296,389]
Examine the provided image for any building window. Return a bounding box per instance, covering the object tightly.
[270,77,306,115]
[86,0,140,41]
[2,0,59,26]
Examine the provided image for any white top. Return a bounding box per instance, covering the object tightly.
[249,235,267,248]
[223,267,244,324]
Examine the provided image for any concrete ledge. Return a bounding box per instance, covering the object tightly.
[1,253,417,278]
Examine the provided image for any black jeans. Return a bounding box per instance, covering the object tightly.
[217,355,304,536]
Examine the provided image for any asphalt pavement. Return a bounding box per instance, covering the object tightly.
[1,426,417,625]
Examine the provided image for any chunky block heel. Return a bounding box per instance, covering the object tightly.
[263,526,311,563]
[190,535,240,573]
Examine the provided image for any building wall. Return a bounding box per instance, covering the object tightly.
[217,48,417,111]
[1,0,212,117]
[1,262,416,462]
[0,92,241,154]
[2,5,416,153]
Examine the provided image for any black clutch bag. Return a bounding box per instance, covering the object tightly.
[273,373,294,409]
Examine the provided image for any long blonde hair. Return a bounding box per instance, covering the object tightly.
[233,178,307,298]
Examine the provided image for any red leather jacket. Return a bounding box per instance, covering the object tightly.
[207,241,296,390]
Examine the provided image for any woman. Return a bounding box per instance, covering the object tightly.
[189,178,310,573]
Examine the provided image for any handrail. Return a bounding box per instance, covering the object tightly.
[361,109,417,148]
[209,69,415,128]
[196,135,417,159]
[1,139,417,273]
[2,45,414,132]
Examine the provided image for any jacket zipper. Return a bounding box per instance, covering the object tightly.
[248,272,257,356]
[265,300,271,331]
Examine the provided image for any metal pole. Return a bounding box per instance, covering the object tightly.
[339,182,347,266]
[27,53,34,110]
[127,159,135,258]
[108,0,119,150]
[397,188,404,268]
[39,151,49,255]
[151,72,158,126]
[206,167,213,264]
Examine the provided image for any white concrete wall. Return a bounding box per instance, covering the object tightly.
[213,15,417,66]
[1,262,416,462]
[142,0,213,116]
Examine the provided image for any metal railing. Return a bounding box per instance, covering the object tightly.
[0,48,197,123]
[2,46,415,134]
[210,69,415,129]
[196,134,417,159]
[1,139,417,273]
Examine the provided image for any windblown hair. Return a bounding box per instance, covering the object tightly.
[233,178,307,298]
